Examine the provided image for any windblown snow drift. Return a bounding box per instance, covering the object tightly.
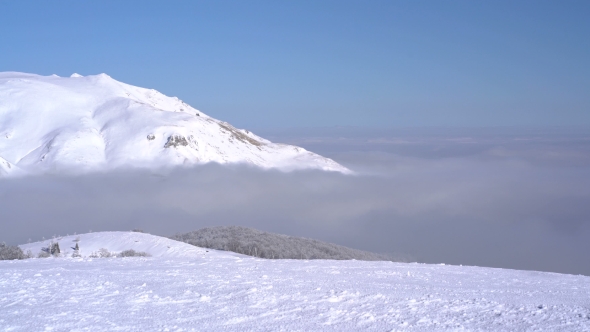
[0,72,349,176]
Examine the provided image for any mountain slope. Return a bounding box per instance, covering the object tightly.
[0,72,349,176]
[0,156,19,176]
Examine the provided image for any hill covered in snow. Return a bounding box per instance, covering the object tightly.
[1,231,589,330]
[18,231,241,259]
[0,72,349,176]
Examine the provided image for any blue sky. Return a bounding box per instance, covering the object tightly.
[1,0,588,128]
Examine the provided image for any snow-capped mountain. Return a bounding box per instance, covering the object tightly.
[0,72,349,176]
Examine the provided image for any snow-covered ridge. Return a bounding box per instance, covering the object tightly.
[0,72,349,176]
[19,231,242,259]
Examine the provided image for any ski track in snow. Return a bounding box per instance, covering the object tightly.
[1,256,589,330]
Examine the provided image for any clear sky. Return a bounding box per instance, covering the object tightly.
[1,0,588,128]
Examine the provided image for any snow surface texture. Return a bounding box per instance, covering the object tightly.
[0,72,349,176]
[171,226,389,261]
[1,232,588,331]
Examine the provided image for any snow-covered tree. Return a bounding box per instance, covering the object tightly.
[0,242,26,260]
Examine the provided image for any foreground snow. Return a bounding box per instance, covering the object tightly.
[2,234,589,331]
[0,72,349,176]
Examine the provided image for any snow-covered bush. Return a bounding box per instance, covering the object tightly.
[71,242,81,258]
[0,242,26,260]
[89,248,112,258]
[40,241,61,257]
[50,242,60,255]
[171,226,391,261]
[37,251,51,258]
[118,249,150,257]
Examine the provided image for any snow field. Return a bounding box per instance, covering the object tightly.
[1,254,589,330]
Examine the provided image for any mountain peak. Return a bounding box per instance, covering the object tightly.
[0,72,350,177]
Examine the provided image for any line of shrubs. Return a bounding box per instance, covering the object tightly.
[88,248,150,258]
[0,242,150,260]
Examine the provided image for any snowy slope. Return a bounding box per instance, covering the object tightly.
[0,155,20,176]
[19,231,242,259]
[2,245,589,331]
[0,72,349,176]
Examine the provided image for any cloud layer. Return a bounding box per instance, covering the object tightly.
[1,127,589,275]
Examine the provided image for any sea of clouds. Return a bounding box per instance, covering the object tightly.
[1,126,589,275]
